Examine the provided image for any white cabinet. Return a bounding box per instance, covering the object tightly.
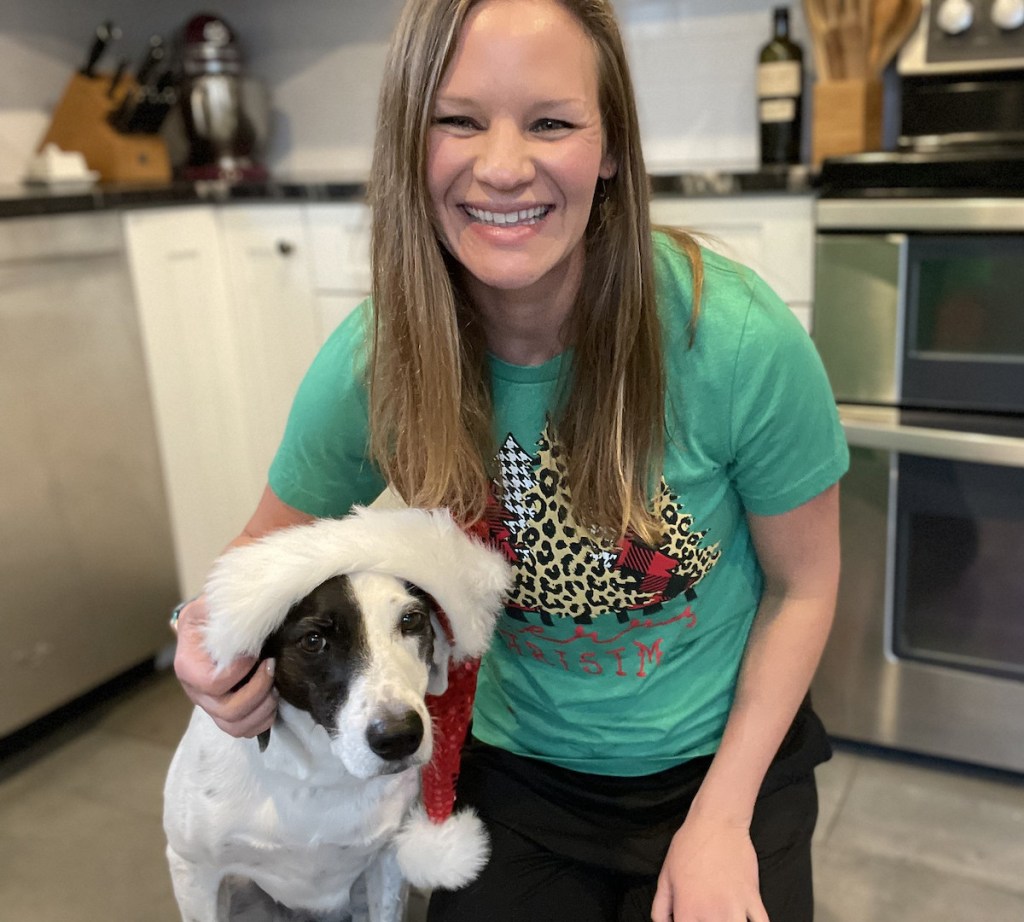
[304,202,372,341]
[650,194,815,331]
[125,201,367,597]
[125,204,321,597]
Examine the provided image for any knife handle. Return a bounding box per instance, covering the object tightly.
[107,57,129,99]
[82,21,121,77]
[136,35,165,87]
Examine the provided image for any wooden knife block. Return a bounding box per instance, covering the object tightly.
[811,79,883,166]
[39,73,171,183]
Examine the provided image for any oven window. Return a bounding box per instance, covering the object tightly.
[903,235,1024,413]
[894,453,1024,680]
[910,236,1024,359]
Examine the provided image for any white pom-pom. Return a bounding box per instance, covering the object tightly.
[394,805,490,890]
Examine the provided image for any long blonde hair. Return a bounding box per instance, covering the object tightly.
[367,0,703,544]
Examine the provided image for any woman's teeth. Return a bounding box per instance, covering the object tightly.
[464,205,550,226]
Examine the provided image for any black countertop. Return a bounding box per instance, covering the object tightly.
[649,165,815,197]
[0,177,367,220]
[0,166,816,220]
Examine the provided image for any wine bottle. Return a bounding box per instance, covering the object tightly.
[757,7,804,166]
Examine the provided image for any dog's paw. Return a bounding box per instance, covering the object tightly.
[394,804,490,890]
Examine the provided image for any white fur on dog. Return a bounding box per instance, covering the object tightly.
[165,700,416,920]
[329,572,439,779]
[203,506,510,669]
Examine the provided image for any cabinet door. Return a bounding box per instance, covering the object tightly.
[317,292,368,341]
[305,202,371,341]
[127,206,322,597]
[650,195,814,330]
[217,205,321,471]
[125,207,260,597]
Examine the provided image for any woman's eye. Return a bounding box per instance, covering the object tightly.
[433,115,479,132]
[532,118,572,134]
[400,609,428,636]
[299,632,326,654]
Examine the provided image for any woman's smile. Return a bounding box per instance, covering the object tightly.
[462,204,553,228]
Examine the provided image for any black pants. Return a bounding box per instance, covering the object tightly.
[427,704,830,922]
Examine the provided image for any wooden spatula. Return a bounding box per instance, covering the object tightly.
[869,0,923,76]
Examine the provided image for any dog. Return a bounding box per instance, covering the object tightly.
[163,507,510,922]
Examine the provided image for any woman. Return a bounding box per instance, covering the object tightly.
[174,0,849,919]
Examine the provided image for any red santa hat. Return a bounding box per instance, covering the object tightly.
[202,504,510,890]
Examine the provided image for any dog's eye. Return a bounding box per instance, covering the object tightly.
[399,609,428,636]
[299,632,326,654]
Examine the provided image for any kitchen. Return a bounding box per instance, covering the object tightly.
[1,0,1023,920]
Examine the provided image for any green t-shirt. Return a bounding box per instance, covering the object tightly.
[269,232,849,776]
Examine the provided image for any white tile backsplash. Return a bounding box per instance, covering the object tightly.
[0,0,805,183]
[620,0,811,172]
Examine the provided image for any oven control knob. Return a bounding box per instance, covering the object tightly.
[937,0,975,34]
[992,0,1024,30]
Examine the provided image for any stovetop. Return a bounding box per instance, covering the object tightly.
[817,147,1024,199]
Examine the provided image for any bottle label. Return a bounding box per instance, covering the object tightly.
[757,61,801,98]
[760,98,796,123]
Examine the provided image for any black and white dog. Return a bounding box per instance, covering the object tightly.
[163,506,510,922]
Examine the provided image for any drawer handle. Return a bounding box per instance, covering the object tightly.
[276,240,295,256]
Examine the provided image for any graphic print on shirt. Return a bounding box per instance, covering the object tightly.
[469,422,721,679]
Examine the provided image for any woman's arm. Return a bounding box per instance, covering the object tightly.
[173,485,315,737]
[651,482,841,922]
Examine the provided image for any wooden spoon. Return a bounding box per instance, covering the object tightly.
[803,0,834,80]
[870,0,924,76]
[839,3,869,79]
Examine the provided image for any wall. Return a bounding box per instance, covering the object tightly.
[0,0,809,184]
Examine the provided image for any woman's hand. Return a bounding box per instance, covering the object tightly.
[173,596,278,738]
[650,811,769,922]
[649,485,841,920]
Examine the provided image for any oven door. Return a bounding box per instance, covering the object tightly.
[813,227,1024,415]
[813,405,1024,773]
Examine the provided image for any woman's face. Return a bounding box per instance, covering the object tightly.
[427,0,616,304]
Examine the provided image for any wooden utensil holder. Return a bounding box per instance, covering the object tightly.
[38,73,171,183]
[811,78,883,166]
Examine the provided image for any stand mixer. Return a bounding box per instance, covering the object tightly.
[178,13,270,181]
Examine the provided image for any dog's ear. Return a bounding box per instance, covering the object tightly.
[427,609,453,696]
[408,582,453,696]
[252,632,283,755]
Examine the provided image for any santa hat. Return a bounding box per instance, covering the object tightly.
[202,505,510,890]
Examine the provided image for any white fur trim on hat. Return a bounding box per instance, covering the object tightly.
[395,805,490,890]
[202,506,511,668]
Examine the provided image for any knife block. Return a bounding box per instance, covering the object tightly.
[38,73,172,183]
[811,78,883,166]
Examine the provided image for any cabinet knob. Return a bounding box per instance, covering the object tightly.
[276,240,295,256]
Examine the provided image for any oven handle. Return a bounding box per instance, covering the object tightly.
[839,405,1024,468]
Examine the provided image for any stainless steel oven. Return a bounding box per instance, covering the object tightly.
[812,201,1024,773]
[810,0,1024,775]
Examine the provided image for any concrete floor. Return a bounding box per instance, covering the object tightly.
[1,665,1022,921]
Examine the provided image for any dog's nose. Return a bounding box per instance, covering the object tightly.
[366,710,424,761]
